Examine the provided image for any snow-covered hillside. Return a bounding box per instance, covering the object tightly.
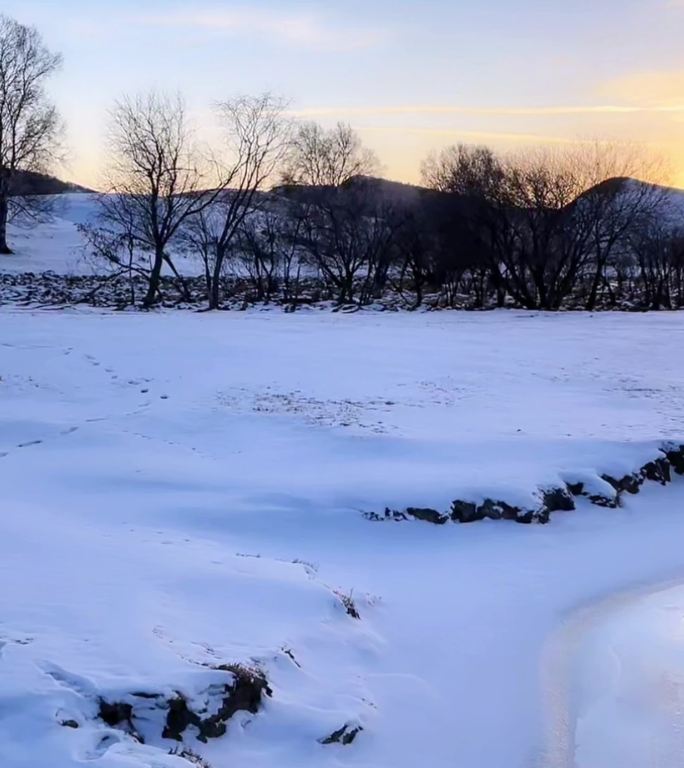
[660,183,684,230]
[2,307,684,767]
[3,194,97,275]
[3,194,203,277]
[2,183,684,279]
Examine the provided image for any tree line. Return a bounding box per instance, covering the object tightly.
[1,13,683,311]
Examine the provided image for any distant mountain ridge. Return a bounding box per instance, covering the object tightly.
[10,170,94,196]
[13,169,684,231]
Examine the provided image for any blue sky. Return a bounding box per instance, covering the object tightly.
[5,0,684,186]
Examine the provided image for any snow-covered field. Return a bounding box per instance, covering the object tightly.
[2,307,684,767]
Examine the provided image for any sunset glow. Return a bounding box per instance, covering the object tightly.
[5,0,684,189]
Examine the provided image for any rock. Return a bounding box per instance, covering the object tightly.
[566,481,585,496]
[98,699,144,743]
[664,444,684,475]
[478,499,522,522]
[541,487,576,513]
[621,474,643,494]
[602,472,642,495]
[364,508,406,522]
[588,493,619,509]
[98,700,134,728]
[567,479,618,508]
[101,667,271,746]
[60,719,79,729]
[515,508,538,525]
[192,665,271,743]
[163,697,194,742]
[406,507,449,525]
[640,457,671,485]
[451,498,538,524]
[601,475,621,493]
[320,723,363,746]
[450,500,480,523]
[374,441,684,530]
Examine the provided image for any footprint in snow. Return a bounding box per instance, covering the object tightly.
[39,662,97,697]
[0,637,33,657]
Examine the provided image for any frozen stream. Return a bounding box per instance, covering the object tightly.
[542,580,684,767]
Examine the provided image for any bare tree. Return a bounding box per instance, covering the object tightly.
[489,149,591,309]
[293,178,400,304]
[421,141,670,310]
[0,14,62,254]
[94,92,218,307]
[283,121,377,187]
[185,94,289,310]
[422,144,504,199]
[567,143,668,309]
[236,211,283,303]
[79,223,150,306]
[240,203,309,306]
[279,123,393,305]
[421,144,510,306]
[628,221,683,309]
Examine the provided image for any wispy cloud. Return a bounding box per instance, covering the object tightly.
[126,7,384,52]
[365,125,582,144]
[290,103,684,119]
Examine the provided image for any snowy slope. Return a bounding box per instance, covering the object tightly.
[2,308,684,767]
[2,182,684,279]
[2,194,203,277]
[3,194,98,275]
[660,184,684,231]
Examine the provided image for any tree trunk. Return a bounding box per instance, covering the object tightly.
[163,254,191,302]
[143,247,165,307]
[209,245,225,310]
[0,194,12,254]
[585,253,605,311]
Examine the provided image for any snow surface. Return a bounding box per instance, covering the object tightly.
[3,194,97,275]
[3,194,202,276]
[2,307,684,767]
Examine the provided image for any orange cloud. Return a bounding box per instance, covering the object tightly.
[598,70,684,109]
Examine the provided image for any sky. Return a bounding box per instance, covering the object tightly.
[4,0,684,188]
